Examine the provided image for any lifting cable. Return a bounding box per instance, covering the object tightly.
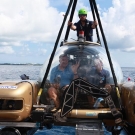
[64,0,77,41]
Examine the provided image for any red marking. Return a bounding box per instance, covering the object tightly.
[79,31,84,37]
[128,77,131,81]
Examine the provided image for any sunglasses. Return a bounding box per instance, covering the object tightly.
[79,14,87,17]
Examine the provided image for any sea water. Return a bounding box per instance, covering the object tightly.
[0,65,134,135]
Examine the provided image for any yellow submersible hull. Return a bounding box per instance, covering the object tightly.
[0,80,39,121]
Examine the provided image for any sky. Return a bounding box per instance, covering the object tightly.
[0,0,135,67]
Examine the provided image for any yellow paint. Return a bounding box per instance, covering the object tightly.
[128,92,130,98]
[116,87,120,98]
[38,88,42,96]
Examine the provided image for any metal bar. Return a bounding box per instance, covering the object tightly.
[64,0,77,41]
[40,0,73,90]
[91,0,122,109]
[89,0,101,43]
[0,122,37,127]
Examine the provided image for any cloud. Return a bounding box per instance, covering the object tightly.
[40,49,47,55]
[17,44,31,57]
[49,0,69,7]
[101,0,135,52]
[0,41,22,46]
[0,0,64,45]
[0,46,14,54]
[38,48,47,55]
[0,0,135,65]
[123,47,135,52]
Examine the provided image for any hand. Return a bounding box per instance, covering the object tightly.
[105,84,111,93]
[51,83,60,89]
[93,20,98,26]
[68,21,72,26]
[48,87,60,108]
[92,20,98,28]
[48,87,58,100]
[45,83,60,89]
[71,60,80,74]
[68,21,76,30]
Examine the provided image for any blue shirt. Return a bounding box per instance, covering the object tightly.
[87,67,110,87]
[50,65,74,88]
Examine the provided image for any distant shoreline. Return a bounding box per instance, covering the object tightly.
[0,64,134,68]
[0,63,43,66]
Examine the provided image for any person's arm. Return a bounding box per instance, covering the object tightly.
[68,21,77,30]
[48,68,60,90]
[91,20,98,29]
[50,68,55,83]
[105,70,111,93]
[48,87,60,109]
[105,84,111,93]
[71,61,80,79]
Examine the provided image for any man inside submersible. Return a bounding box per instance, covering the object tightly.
[47,54,80,109]
[86,58,112,107]
[44,54,111,109]
[87,58,111,91]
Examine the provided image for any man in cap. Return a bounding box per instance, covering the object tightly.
[87,58,111,91]
[68,8,98,41]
